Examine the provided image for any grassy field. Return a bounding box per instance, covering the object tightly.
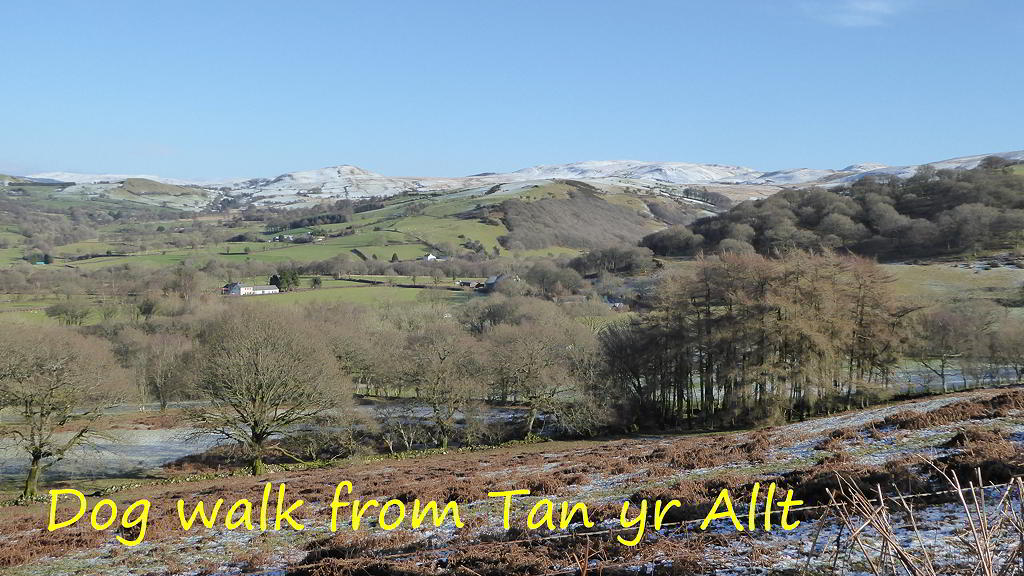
[0,294,66,310]
[389,214,505,253]
[660,258,1024,304]
[267,285,475,305]
[52,239,127,258]
[64,238,425,269]
[344,274,486,284]
[883,262,1024,301]
[0,283,476,326]
[0,183,688,270]
[0,293,115,326]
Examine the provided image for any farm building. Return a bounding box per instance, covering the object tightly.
[479,274,504,293]
[222,283,280,296]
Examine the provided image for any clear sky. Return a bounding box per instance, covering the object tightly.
[1,0,1020,179]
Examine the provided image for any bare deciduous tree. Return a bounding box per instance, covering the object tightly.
[407,325,480,449]
[190,306,350,474]
[0,325,119,498]
[138,332,193,411]
[487,318,598,437]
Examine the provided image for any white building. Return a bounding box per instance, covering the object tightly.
[223,282,279,296]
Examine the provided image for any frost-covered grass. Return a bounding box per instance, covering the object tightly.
[1,387,1021,575]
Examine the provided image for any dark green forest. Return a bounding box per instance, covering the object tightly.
[642,158,1024,259]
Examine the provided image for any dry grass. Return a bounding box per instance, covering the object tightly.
[783,457,933,507]
[295,527,716,576]
[940,425,1023,484]
[0,520,106,568]
[2,389,1020,575]
[881,389,1024,430]
[645,430,775,470]
[829,471,1024,576]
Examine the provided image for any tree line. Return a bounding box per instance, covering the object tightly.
[600,252,915,429]
[642,160,1024,259]
[4,249,1024,499]
[0,294,610,497]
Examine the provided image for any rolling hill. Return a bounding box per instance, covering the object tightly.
[15,149,1024,211]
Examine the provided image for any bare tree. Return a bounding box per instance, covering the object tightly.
[992,318,1024,383]
[487,318,596,437]
[600,252,913,430]
[44,299,92,326]
[190,306,350,474]
[0,325,119,498]
[377,404,427,453]
[138,332,193,410]
[407,325,480,449]
[912,304,976,392]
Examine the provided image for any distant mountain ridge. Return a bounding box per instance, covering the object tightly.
[17,149,1023,209]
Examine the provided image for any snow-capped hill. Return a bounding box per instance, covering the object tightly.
[29,171,165,184]
[509,160,760,184]
[15,149,1021,210]
[742,161,907,186]
[230,164,485,205]
[27,171,238,187]
[841,162,888,172]
[832,150,1024,183]
[265,165,381,186]
[926,150,1024,171]
[745,168,841,185]
[233,150,1020,206]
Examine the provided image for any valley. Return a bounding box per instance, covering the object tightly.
[6,2,1023,574]
[2,153,1024,576]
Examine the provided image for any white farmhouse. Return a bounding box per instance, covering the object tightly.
[222,282,280,296]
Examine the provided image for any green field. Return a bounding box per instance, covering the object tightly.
[660,258,1024,304]
[0,280,477,326]
[266,285,475,305]
[883,263,1024,301]
[0,181,682,271]
[345,274,485,284]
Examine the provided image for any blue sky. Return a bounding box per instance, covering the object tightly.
[1,0,1020,179]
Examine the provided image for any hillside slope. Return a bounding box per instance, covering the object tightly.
[1,387,1019,575]
[18,149,1024,211]
[673,161,1024,260]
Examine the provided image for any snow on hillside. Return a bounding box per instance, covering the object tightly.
[28,171,243,187]
[842,162,888,172]
[32,171,172,185]
[234,166,507,205]
[19,150,1023,209]
[744,168,840,185]
[928,150,1024,170]
[833,150,1024,183]
[507,160,762,184]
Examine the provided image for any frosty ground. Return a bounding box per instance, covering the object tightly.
[1,386,1022,575]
